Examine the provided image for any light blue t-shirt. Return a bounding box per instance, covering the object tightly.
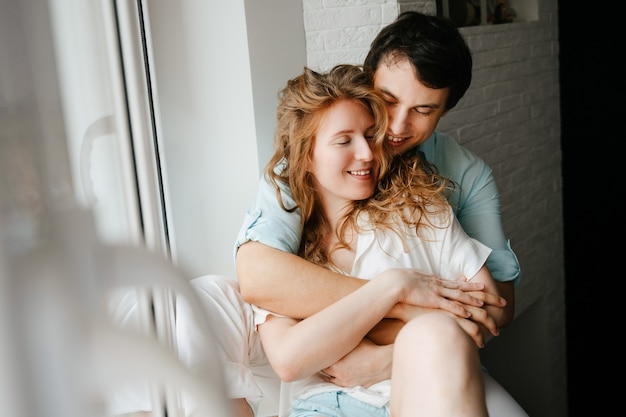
[235,131,520,283]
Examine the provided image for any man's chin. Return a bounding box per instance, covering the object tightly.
[387,140,411,154]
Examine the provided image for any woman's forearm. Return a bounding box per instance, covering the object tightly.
[260,276,403,381]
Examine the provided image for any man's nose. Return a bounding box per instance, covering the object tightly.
[388,106,409,134]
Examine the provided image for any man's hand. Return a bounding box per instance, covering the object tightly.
[321,279,509,388]
[393,304,488,347]
[376,268,486,320]
[367,269,508,348]
[321,339,393,388]
[458,276,514,339]
[321,300,501,388]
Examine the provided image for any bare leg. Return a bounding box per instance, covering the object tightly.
[389,313,488,417]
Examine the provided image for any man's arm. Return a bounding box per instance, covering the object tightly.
[455,189,518,326]
[237,241,488,320]
[237,241,364,319]
[430,134,520,325]
[236,162,492,320]
[258,272,409,381]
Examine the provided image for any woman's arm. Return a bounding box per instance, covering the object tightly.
[257,272,406,382]
[257,268,485,382]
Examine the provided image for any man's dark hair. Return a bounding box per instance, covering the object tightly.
[364,11,472,111]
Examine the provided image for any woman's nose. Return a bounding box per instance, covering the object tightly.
[355,136,374,161]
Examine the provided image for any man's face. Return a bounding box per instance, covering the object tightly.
[373,57,450,155]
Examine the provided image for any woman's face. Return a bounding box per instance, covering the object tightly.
[308,98,379,214]
[373,56,449,155]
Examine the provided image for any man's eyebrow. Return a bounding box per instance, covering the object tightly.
[378,87,441,109]
[377,86,396,99]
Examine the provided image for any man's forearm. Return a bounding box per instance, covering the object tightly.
[236,241,366,319]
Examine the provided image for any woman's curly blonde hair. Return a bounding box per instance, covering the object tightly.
[265,64,454,269]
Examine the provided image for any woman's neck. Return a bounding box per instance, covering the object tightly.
[320,196,352,234]
[320,197,357,274]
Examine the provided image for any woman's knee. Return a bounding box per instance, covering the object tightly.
[396,312,469,351]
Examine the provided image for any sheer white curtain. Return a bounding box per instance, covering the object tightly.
[0,0,230,416]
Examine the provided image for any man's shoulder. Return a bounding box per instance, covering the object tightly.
[423,131,485,167]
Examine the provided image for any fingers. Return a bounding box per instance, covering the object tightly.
[320,369,334,383]
[453,315,485,348]
[465,305,499,337]
[320,365,353,387]
[466,290,507,307]
[444,278,484,291]
[440,300,472,318]
[441,288,484,307]
[455,274,468,282]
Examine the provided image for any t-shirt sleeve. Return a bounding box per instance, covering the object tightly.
[251,304,287,329]
[233,162,303,263]
[435,207,492,281]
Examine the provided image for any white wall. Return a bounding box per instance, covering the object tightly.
[245,0,307,173]
[147,1,305,279]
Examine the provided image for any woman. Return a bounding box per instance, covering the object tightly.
[254,64,508,417]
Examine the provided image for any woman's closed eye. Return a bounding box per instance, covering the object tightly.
[335,136,352,145]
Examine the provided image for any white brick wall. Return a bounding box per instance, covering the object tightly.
[302,0,398,70]
[301,1,566,416]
